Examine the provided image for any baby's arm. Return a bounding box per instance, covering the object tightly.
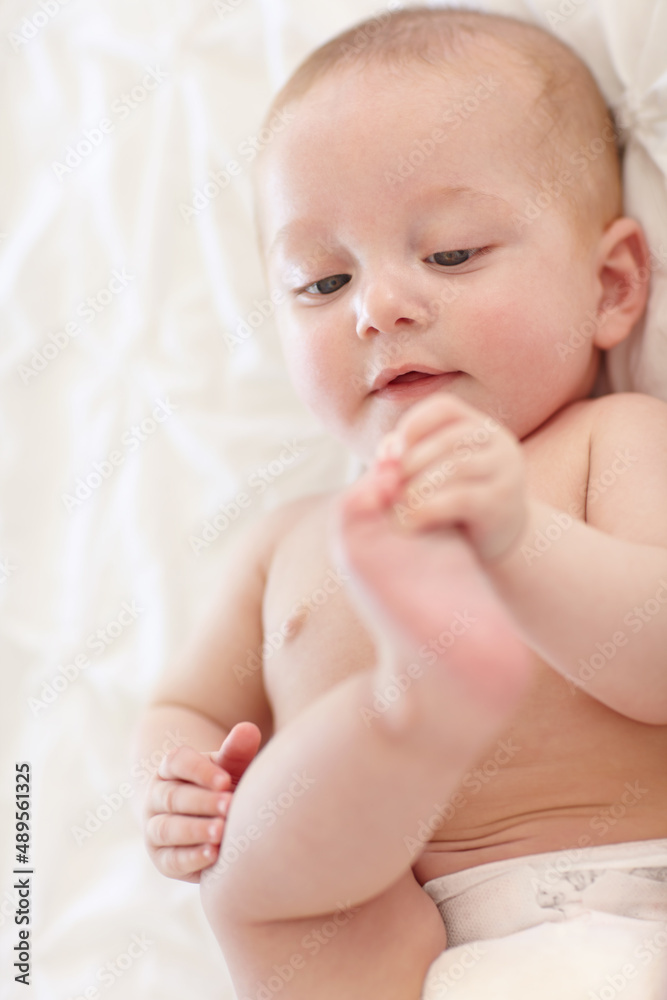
[489,392,667,721]
[387,391,667,724]
[134,498,313,881]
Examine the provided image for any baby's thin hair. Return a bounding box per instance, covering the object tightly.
[257,6,622,234]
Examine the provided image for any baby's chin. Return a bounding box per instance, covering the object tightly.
[338,417,404,466]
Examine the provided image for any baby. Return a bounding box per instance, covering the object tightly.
[137,7,667,998]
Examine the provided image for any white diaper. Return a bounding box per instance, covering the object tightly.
[420,838,667,999]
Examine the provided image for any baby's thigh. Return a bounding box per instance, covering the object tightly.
[217,869,447,1000]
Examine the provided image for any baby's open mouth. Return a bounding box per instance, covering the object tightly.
[371,367,461,396]
[389,370,435,384]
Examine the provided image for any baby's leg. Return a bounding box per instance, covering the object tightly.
[201,466,530,997]
[218,869,447,1000]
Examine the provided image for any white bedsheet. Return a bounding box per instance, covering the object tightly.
[1,1,666,998]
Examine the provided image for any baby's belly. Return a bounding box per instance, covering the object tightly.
[264,593,667,889]
[412,664,667,884]
[412,776,667,885]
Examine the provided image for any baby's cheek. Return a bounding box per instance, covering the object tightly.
[280,332,348,419]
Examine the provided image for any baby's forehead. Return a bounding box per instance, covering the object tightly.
[307,34,542,116]
[257,36,564,201]
[255,56,541,218]
[260,54,528,173]
[254,18,620,248]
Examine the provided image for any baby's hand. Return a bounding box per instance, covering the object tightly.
[143,721,261,883]
[379,395,527,562]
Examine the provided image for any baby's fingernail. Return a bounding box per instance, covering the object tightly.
[376,433,402,463]
[208,822,220,838]
[202,845,213,859]
[212,773,227,790]
[217,795,231,815]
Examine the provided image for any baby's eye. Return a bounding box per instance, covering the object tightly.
[302,274,352,295]
[427,249,479,266]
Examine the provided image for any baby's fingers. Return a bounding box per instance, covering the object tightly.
[147,812,225,851]
[383,394,480,455]
[158,744,231,792]
[213,721,262,788]
[398,423,498,483]
[150,779,232,820]
[153,842,220,883]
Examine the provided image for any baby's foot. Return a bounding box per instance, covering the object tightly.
[330,460,531,732]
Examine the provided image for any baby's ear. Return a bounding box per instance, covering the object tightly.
[592,217,650,350]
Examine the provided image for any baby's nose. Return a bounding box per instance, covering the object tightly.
[355,275,432,339]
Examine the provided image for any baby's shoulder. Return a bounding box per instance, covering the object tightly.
[556,390,667,435]
[589,389,667,421]
[587,391,667,452]
[248,489,336,573]
[583,392,667,543]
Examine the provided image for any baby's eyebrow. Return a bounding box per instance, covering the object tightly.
[268,224,300,258]
[268,221,329,260]
[412,184,514,213]
[268,185,513,261]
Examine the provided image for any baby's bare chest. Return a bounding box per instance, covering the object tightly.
[262,404,591,728]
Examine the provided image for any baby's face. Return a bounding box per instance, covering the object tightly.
[259,61,605,460]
